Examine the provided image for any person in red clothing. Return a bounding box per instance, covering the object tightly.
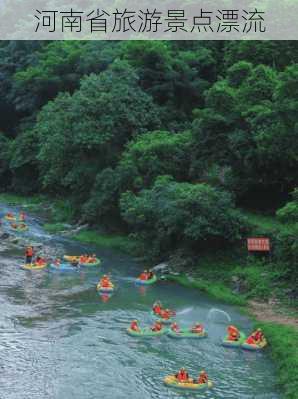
[151,321,163,332]
[254,328,264,343]
[175,368,189,382]
[246,328,264,344]
[19,212,26,221]
[227,325,240,341]
[54,258,61,266]
[171,322,180,333]
[198,370,208,385]
[159,309,171,320]
[139,270,149,280]
[25,246,34,264]
[35,256,46,266]
[152,301,163,315]
[100,275,112,288]
[191,323,204,334]
[130,320,140,332]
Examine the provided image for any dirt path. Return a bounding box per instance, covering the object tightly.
[249,300,298,329]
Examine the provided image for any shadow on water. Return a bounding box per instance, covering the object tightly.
[0,204,281,399]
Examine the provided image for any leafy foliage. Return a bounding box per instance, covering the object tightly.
[120,176,246,258]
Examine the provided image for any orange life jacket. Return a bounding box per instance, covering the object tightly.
[153,305,162,314]
[130,322,139,331]
[176,371,189,382]
[139,272,148,280]
[101,278,111,287]
[198,373,208,384]
[26,248,33,257]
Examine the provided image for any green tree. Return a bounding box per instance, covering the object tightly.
[36,60,160,201]
[120,176,245,258]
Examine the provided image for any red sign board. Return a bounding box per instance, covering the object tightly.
[247,238,270,252]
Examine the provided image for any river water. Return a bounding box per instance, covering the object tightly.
[0,205,280,399]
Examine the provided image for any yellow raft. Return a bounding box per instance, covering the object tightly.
[5,215,16,221]
[21,263,47,270]
[11,224,28,232]
[164,375,213,391]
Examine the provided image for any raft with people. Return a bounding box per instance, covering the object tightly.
[135,270,157,285]
[164,375,213,391]
[164,369,212,391]
[10,223,28,232]
[151,301,176,324]
[5,212,26,222]
[127,327,167,338]
[241,328,267,351]
[168,323,207,339]
[96,275,114,293]
[64,255,101,266]
[127,320,167,337]
[222,325,246,347]
[21,261,47,270]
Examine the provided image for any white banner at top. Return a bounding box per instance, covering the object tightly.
[0,0,297,40]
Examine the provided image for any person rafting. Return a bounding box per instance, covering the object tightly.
[152,301,162,315]
[90,254,97,263]
[139,270,150,280]
[198,370,208,384]
[11,223,17,229]
[147,270,154,279]
[159,308,172,320]
[227,325,240,341]
[151,320,163,332]
[100,275,112,288]
[19,212,25,221]
[171,322,180,333]
[35,256,46,266]
[6,212,14,218]
[25,246,34,264]
[130,320,140,332]
[175,368,189,382]
[54,258,61,267]
[246,328,265,345]
[191,323,204,334]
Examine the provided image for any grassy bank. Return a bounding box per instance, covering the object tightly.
[168,274,247,306]
[255,322,298,399]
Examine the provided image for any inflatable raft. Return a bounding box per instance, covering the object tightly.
[97,283,114,293]
[63,255,80,263]
[21,263,47,270]
[242,339,267,351]
[127,327,167,338]
[79,258,101,267]
[168,328,207,339]
[151,311,174,325]
[222,331,246,348]
[5,215,16,221]
[49,263,79,272]
[135,275,157,285]
[11,224,28,232]
[164,375,213,391]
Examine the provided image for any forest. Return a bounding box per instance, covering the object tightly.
[0,40,298,281]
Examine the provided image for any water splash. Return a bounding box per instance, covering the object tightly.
[177,307,194,315]
[207,308,231,323]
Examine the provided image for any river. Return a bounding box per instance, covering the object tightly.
[0,204,280,399]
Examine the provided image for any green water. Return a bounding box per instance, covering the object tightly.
[0,206,280,399]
